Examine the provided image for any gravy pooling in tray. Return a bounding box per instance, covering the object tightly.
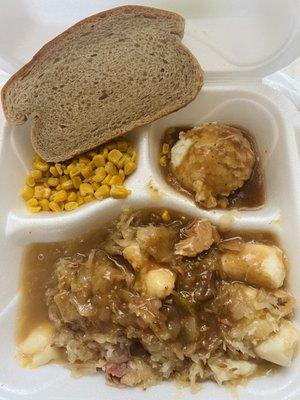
[160,125,265,210]
[17,209,298,388]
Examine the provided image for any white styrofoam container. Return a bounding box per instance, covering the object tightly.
[0,1,300,399]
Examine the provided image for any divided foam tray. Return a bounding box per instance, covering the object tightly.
[1,82,300,400]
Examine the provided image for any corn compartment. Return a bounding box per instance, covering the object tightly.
[20,140,137,213]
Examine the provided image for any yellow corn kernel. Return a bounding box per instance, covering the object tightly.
[43,187,51,199]
[118,169,125,182]
[55,163,63,175]
[117,154,131,169]
[105,161,118,175]
[34,185,45,199]
[56,184,62,190]
[21,186,34,201]
[65,201,78,211]
[69,167,81,178]
[109,175,123,186]
[159,155,167,167]
[79,183,94,197]
[71,176,82,189]
[92,182,100,191]
[33,160,49,172]
[67,191,77,202]
[30,169,42,180]
[27,198,39,207]
[76,162,86,170]
[33,154,42,163]
[161,210,171,222]
[59,175,68,184]
[124,161,136,175]
[106,142,117,150]
[92,167,106,182]
[26,175,35,187]
[48,177,59,187]
[49,201,61,212]
[49,166,58,177]
[28,206,41,213]
[102,148,109,158]
[39,199,50,211]
[79,156,90,164]
[49,192,56,201]
[130,150,137,162]
[117,141,128,152]
[102,174,112,185]
[77,194,84,205]
[107,149,123,165]
[61,180,73,190]
[94,184,110,200]
[66,162,76,172]
[162,143,170,154]
[53,190,68,202]
[110,185,131,199]
[81,164,93,178]
[93,154,105,167]
[83,194,93,203]
[127,146,134,156]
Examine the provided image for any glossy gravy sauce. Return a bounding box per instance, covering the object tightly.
[17,209,278,344]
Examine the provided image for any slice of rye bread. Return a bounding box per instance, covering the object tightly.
[1,5,204,162]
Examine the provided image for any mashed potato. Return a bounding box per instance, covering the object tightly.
[170,123,255,208]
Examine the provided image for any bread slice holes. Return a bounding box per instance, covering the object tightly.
[99,92,108,100]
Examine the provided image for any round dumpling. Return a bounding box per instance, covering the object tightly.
[170,123,255,208]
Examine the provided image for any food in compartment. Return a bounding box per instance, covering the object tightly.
[20,140,136,212]
[160,123,265,209]
[17,209,298,388]
[1,6,203,163]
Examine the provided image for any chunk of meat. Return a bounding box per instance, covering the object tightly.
[175,219,220,257]
[136,225,176,263]
[106,362,128,378]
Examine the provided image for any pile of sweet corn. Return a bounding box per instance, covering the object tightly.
[21,140,137,213]
[159,143,170,167]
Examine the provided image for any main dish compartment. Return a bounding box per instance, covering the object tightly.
[17,208,296,388]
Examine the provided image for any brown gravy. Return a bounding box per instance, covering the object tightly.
[18,209,277,344]
[160,126,265,209]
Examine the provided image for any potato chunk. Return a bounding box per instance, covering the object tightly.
[145,268,175,299]
[208,358,257,384]
[255,320,299,367]
[18,322,58,368]
[221,243,286,289]
[123,243,144,271]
